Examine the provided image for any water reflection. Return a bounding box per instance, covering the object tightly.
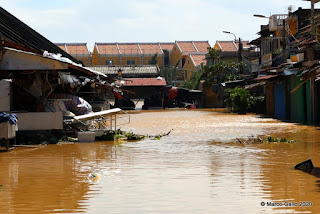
[0,110,319,213]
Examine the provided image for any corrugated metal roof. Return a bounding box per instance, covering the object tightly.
[87,65,160,77]
[0,7,80,63]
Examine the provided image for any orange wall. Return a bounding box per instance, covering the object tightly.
[213,42,221,51]
[170,43,182,67]
[182,55,197,80]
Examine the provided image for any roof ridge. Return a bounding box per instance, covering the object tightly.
[191,41,199,52]
[175,41,182,53]
[189,54,197,67]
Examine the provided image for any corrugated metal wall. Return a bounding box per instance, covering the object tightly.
[274,82,286,120]
[289,76,306,123]
[306,80,311,124]
[266,83,275,116]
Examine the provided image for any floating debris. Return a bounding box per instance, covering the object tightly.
[295,159,314,171]
[236,135,295,144]
[88,173,100,182]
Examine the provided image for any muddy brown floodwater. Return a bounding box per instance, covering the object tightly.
[1,109,320,213]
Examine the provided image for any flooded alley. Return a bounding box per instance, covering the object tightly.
[1,109,320,213]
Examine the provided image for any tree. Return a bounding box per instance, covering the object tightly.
[203,47,244,87]
[225,87,250,114]
[148,53,158,65]
[160,60,180,86]
[182,67,203,90]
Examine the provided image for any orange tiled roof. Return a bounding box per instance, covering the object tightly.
[57,44,66,52]
[97,43,119,54]
[216,41,238,52]
[190,54,206,66]
[118,43,141,54]
[177,41,197,52]
[193,41,210,52]
[139,43,162,54]
[234,41,251,49]
[66,44,89,54]
[160,43,174,51]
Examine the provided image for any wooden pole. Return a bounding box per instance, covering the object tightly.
[282,19,287,62]
[311,0,315,39]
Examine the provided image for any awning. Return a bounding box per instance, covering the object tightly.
[0,47,107,78]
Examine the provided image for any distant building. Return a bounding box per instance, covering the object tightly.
[55,43,91,66]
[91,42,174,68]
[170,41,210,83]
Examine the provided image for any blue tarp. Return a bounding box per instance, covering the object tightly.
[0,112,18,124]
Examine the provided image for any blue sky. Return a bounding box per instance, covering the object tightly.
[0,0,316,51]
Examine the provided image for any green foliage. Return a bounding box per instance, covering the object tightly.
[202,48,244,86]
[148,53,158,65]
[182,68,203,90]
[125,132,145,140]
[265,136,293,143]
[248,95,265,114]
[225,87,250,114]
[160,60,180,86]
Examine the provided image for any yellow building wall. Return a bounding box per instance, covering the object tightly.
[120,56,142,65]
[91,46,100,66]
[98,56,120,65]
[213,42,221,51]
[72,56,90,66]
[182,55,197,80]
[170,43,182,67]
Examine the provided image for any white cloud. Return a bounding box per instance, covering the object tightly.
[1,0,319,51]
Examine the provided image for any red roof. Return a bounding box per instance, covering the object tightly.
[190,54,206,66]
[216,41,238,52]
[193,41,210,52]
[177,41,197,52]
[66,44,89,54]
[139,43,162,54]
[216,41,251,52]
[97,44,119,54]
[118,44,141,54]
[123,78,166,86]
[160,43,174,51]
[57,45,66,52]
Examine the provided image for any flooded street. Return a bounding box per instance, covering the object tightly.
[1,109,320,213]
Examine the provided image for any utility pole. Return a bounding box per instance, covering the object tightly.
[238,37,243,74]
[282,19,287,63]
[311,0,315,39]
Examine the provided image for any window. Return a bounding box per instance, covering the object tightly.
[106,60,114,65]
[188,60,190,65]
[181,58,186,67]
[127,59,135,65]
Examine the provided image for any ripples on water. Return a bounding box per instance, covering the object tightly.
[0,110,319,213]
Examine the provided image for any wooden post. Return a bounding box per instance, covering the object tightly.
[115,114,117,132]
[311,0,315,39]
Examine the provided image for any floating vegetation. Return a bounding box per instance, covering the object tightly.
[97,129,172,141]
[236,135,295,144]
